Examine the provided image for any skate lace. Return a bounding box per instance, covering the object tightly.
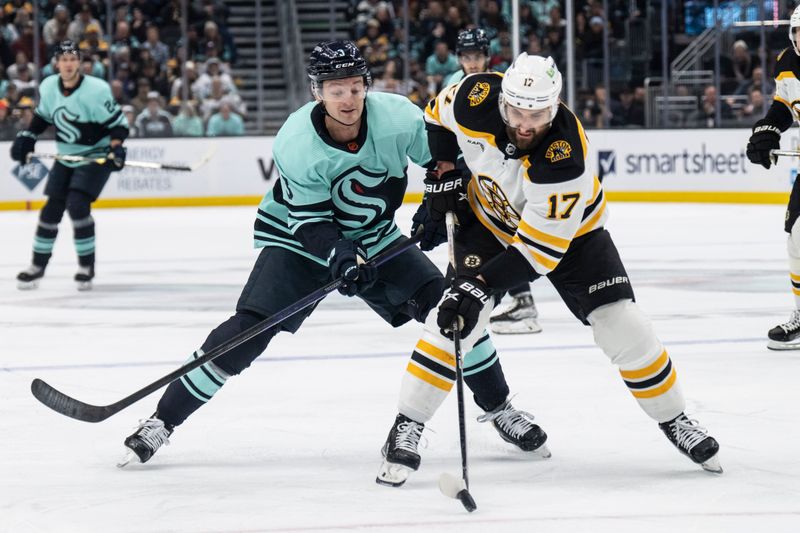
[135,418,171,450]
[779,310,800,333]
[394,421,424,454]
[670,415,708,452]
[477,402,535,440]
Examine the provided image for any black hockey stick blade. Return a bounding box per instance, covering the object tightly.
[457,489,477,513]
[30,232,423,423]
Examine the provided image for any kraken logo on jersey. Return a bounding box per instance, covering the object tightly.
[477,174,521,229]
[468,82,491,107]
[331,165,391,228]
[545,140,572,163]
[52,106,82,144]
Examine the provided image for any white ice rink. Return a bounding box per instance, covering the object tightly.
[2,202,800,533]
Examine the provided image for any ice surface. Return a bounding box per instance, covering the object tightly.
[2,203,799,532]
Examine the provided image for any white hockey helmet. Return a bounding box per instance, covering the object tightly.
[790,5,800,56]
[500,53,562,124]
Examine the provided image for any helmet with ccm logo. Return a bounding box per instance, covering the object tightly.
[499,53,562,124]
[307,40,372,96]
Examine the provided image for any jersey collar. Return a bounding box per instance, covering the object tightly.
[311,102,368,154]
[59,74,84,96]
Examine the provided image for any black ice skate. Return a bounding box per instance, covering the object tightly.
[75,265,95,291]
[767,310,800,350]
[659,413,721,473]
[376,413,424,487]
[478,399,550,457]
[117,416,174,467]
[17,265,44,290]
[490,292,542,334]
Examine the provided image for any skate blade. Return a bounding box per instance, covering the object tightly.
[531,443,552,459]
[116,449,140,468]
[375,460,414,487]
[701,454,723,474]
[489,318,542,335]
[17,279,40,290]
[767,339,800,350]
[76,280,93,291]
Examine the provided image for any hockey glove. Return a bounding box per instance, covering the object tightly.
[106,144,127,171]
[423,169,469,223]
[437,275,492,339]
[746,122,781,169]
[411,201,447,251]
[10,131,37,163]
[328,239,378,297]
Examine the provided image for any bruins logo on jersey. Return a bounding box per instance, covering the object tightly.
[468,82,491,107]
[477,175,521,229]
[545,140,572,162]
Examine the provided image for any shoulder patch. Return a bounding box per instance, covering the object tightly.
[468,81,491,106]
[545,140,572,163]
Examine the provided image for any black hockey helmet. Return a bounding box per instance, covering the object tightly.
[456,28,490,56]
[55,40,80,58]
[307,40,371,89]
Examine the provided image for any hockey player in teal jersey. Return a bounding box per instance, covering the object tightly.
[119,41,548,482]
[12,40,128,291]
[443,28,491,87]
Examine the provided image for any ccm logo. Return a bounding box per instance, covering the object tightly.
[588,276,629,294]
[425,178,462,193]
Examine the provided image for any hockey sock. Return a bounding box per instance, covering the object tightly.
[31,198,66,268]
[72,215,95,267]
[508,284,531,299]
[462,332,509,412]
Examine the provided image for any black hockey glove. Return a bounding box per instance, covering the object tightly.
[106,144,127,171]
[10,131,37,163]
[746,122,781,169]
[411,201,447,251]
[423,169,469,223]
[328,239,378,297]
[437,275,492,339]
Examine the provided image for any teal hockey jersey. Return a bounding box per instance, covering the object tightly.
[255,91,431,265]
[34,74,128,167]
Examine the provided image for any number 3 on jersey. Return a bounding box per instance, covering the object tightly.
[547,192,580,219]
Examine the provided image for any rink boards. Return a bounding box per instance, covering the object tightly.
[1,128,799,210]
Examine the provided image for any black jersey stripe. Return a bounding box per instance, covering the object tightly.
[582,189,605,222]
[517,232,565,259]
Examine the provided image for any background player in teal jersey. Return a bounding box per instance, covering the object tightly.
[443,29,543,335]
[12,40,128,291]
[119,41,548,480]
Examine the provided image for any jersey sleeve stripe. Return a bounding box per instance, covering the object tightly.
[518,219,571,250]
[516,232,565,259]
[575,196,607,238]
[582,188,604,222]
[457,122,497,148]
[512,237,560,271]
[777,71,797,81]
[774,94,792,108]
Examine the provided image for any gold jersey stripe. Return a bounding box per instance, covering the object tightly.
[775,94,792,108]
[511,236,559,270]
[518,219,571,250]
[620,350,668,379]
[589,175,601,204]
[790,272,800,282]
[416,339,456,367]
[777,71,797,80]
[630,368,677,399]
[457,122,498,148]
[407,361,453,391]
[792,287,800,296]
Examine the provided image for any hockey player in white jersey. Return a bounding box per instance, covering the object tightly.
[384,53,722,475]
[746,5,800,350]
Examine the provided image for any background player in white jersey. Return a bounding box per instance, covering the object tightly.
[393,53,721,474]
[442,27,542,335]
[746,5,800,350]
[119,41,546,475]
[11,40,128,291]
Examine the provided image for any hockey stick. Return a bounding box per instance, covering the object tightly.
[27,147,216,172]
[31,232,423,423]
[437,211,477,513]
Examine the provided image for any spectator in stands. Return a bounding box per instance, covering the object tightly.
[443,6,465,50]
[43,4,70,49]
[12,62,36,98]
[171,60,199,102]
[172,101,204,136]
[192,57,235,99]
[582,85,616,128]
[689,85,733,128]
[489,34,513,72]
[544,25,565,68]
[13,96,34,131]
[525,32,543,55]
[372,57,409,95]
[143,25,170,68]
[197,20,229,63]
[136,91,173,137]
[11,17,46,65]
[0,99,15,140]
[0,64,8,98]
[425,39,459,96]
[81,55,104,78]
[206,100,244,137]
[583,16,605,59]
[738,87,765,123]
[122,104,138,137]
[111,79,129,106]
[79,23,109,59]
[479,0,507,34]
[130,78,153,114]
[112,21,140,60]
[354,0,383,37]
[731,40,757,87]
[139,53,170,96]
[68,4,99,43]
[373,2,395,38]
[130,7,148,43]
[7,51,35,80]
[357,19,390,78]
[736,66,774,97]
[530,0,560,27]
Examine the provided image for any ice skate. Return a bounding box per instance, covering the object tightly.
[117,416,173,467]
[75,265,94,291]
[478,399,550,457]
[376,413,424,487]
[767,310,800,350]
[659,413,721,473]
[490,292,542,334]
[17,265,44,290]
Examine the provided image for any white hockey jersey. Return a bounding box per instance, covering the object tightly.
[424,72,607,277]
[773,47,800,120]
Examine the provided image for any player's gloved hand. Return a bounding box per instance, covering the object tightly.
[746,122,781,169]
[10,131,37,163]
[328,239,378,296]
[437,275,492,339]
[411,201,447,251]
[106,144,127,171]
[423,168,469,223]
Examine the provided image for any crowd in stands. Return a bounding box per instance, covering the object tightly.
[350,0,795,129]
[0,0,244,140]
